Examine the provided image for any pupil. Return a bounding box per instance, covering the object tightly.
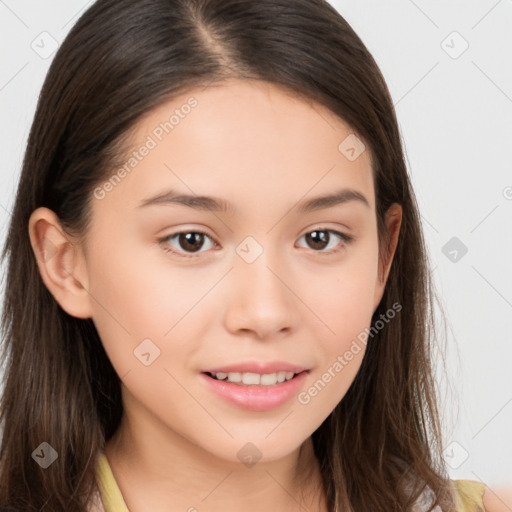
[306,230,329,250]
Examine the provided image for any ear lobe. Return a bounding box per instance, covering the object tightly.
[28,207,93,319]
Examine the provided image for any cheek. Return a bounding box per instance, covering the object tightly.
[86,232,195,329]
[302,236,380,336]
[297,237,379,404]
[86,236,217,372]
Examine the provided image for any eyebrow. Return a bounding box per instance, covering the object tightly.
[137,187,370,214]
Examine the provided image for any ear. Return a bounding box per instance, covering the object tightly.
[28,207,93,319]
[373,203,402,311]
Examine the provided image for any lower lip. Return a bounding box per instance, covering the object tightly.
[200,371,309,412]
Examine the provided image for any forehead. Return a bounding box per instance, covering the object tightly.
[100,78,374,214]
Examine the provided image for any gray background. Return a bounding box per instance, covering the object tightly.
[1,0,511,490]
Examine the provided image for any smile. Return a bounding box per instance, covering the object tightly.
[206,371,299,386]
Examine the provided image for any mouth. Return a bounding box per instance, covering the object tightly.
[199,368,310,411]
[203,370,307,386]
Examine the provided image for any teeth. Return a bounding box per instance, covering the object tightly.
[243,372,260,385]
[210,371,297,385]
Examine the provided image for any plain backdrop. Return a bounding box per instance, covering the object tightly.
[1,0,511,491]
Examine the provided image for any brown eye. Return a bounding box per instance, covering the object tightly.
[305,230,330,250]
[176,232,206,252]
[298,229,353,253]
[160,230,216,257]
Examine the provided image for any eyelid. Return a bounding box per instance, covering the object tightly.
[300,222,353,238]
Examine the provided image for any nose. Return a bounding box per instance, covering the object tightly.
[223,245,298,341]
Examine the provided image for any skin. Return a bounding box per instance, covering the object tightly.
[28,77,403,512]
[483,487,512,512]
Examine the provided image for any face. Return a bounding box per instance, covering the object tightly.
[30,78,401,464]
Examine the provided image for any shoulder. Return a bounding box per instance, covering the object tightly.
[450,479,485,511]
[482,484,512,512]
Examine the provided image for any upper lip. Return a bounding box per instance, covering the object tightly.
[203,361,310,375]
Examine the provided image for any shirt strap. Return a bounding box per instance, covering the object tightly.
[96,451,131,512]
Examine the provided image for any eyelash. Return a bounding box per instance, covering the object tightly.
[159,227,354,259]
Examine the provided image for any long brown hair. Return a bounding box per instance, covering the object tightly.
[0,0,457,510]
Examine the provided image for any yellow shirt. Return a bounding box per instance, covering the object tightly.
[95,451,486,512]
[96,452,130,512]
[453,479,487,511]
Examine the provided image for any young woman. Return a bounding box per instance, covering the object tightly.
[0,0,507,510]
